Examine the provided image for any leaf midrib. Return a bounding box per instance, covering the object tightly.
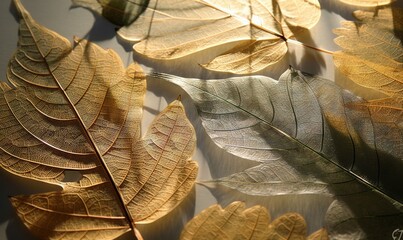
[17,2,137,236]
[159,72,399,203]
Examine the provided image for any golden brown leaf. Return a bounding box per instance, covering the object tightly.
[0,0,198,239]
[267,213,307,240]
[75,0,321,74]
[307,228,329,240]
[180,202,270,240]
[334,8,403,97]
[180,202,325,240]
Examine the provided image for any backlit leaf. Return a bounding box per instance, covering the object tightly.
[334,8,403,97]
[74,0,321,74]
[154,68,403,238]
[0,0,198,239]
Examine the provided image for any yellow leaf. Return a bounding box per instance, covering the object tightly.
[334,8,403,97]
[180,202,271,240]
[267,213,307,240]
[201,39,288,74]
[307,228,329,240]
[0,0,198,239]
[180,202,324,240]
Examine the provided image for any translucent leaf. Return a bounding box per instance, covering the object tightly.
[74,0,321,74]
[334,8,403,97]
[154,68,403,238]
[0,0,198,239]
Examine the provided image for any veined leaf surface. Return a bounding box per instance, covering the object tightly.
[74,0,321,74]
[180,201,328,240]
[334,8,403,97]
[154,69,403,238]
[0,0,198,239]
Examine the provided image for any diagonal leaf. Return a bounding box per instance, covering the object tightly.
[74,0,321,74]
[155,68,402,201]
[154,68,403,238]
[0,0,198,239]
[334,7,403,97]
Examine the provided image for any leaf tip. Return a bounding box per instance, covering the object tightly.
[13,0,28,18]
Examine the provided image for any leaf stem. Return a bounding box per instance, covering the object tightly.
[286,39,335,55]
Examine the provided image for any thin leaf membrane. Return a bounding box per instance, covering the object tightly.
[0,0,198,239]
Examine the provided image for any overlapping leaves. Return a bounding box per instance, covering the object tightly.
[0,0,198,239]
[73,0,321,74]
[155,69,403,239]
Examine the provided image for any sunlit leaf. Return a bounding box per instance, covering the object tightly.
[74,0,321,74]
[180,202,328,240]
[334,8,403,97]
[0,0,198,239]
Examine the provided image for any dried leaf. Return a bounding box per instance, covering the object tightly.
[0,0,198,239]
[180,202,325,240]
[156,68,402,200]
[71,0,149,26]
[75,0,321,74]
[337,0,395,7]
[267,213,306,240]
[307,228,329,240]
[334,8,403,97]
[154,69,403,238]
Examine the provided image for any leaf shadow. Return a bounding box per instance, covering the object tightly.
[79,12,118,42]
[8,0,19,23]
[391,2,403,43]
[319,0,363,21]
[6,214,40,240]
[287,30,327,77]
[0,168,59,240]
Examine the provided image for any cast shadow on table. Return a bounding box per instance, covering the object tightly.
[0,168,58,240]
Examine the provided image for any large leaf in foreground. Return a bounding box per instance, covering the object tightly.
[180,201,328,240]
[334,8,403,97]
[155,68,402,200]
[0,0,197,239]
[154,69,403,238]
[75,0,321,74]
